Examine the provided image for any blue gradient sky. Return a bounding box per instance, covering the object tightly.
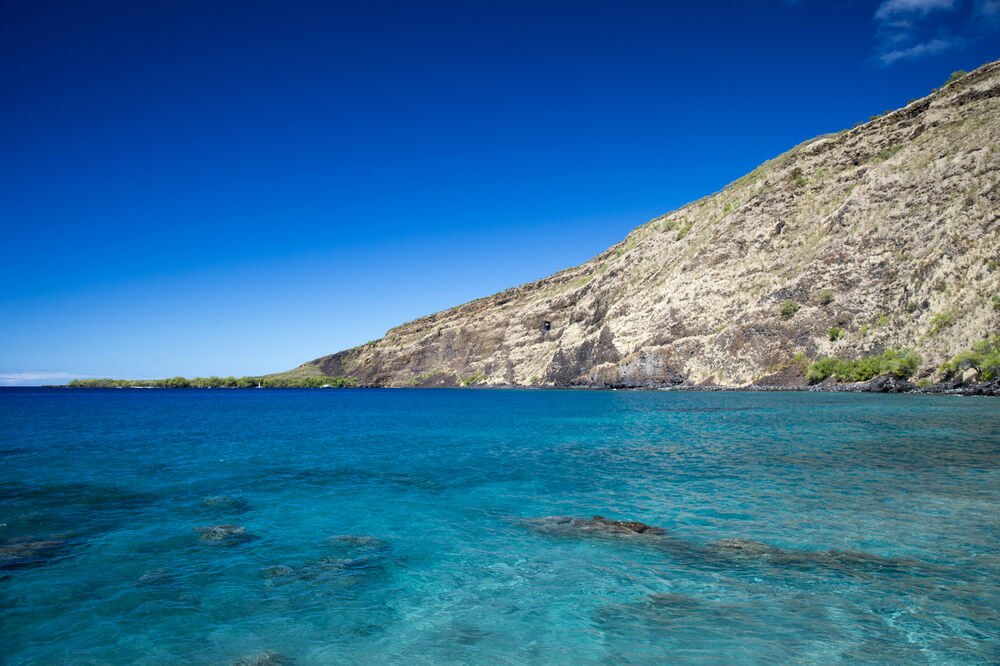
[2,0,998,384]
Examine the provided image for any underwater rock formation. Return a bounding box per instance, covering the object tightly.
[195,524,257,545]
[0,538,68,571]
[231,651,292,666]
[201,495,251,513]
[525,515,667,537]
[260,534,392,586]
[526,516,932,577]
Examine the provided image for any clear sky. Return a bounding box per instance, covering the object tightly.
[2,0,998,384]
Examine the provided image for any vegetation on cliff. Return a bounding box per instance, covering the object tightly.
[938,336,1000,382]
[805,350,921,385]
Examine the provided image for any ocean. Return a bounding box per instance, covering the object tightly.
[1,388,998,664]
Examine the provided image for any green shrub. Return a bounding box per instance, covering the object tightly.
[993,295,1000,311]
[945,70,967,86]
[939,336,1000,381]
[817,289,834,305]
[875,146,900,161]
[828,327,844,342]
[875,314,889,327]
[906,302,918,314]
[927,311,956,336]
[806,357,840,384]
[780,299,799,319]
[461,372,486,387]
[806,349,920,384]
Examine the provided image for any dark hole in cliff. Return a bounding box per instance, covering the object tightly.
[542,321,551,333]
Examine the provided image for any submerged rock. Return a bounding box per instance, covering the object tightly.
[526,515,667,537]
[706,538,790,559]
[232,651,292,666]
[262,554,386,585]
[523,517,929,578]
[259,565,295,580]
[0,539,68,571]
[260,535,392,587]
[201,495,251,512]
[136,567,175,587]
[195,524,257,545]
[594,593,719,631]
[326,534,389,551]
[705,538,928,575]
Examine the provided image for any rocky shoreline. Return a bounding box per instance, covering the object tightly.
[52,376,1000,395]
[657,375,1000,396]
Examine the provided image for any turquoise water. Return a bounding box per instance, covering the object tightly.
[1,388,998,664]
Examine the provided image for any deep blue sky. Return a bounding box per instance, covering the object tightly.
[2,0,998,383]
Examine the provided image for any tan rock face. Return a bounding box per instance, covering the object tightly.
[294,61,1000,388]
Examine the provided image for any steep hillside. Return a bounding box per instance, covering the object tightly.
[291,61,1000,388]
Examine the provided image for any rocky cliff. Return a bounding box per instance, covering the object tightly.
[291,61,1000,388]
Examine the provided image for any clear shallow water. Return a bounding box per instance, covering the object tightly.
[1,388,998,665]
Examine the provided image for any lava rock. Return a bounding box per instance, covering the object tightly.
[526,515,666,537]
[195,524,257,545]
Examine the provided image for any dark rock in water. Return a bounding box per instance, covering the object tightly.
[706,538,790,559]
[195,524,257,545]
[232,651,292,666]
[451,625,492,646]
[201,495,251,513]
[261,557,375,587]
[646,593,704,611]
[259,565,295,579]
[523,518,928,578]
[136,567,175,587]
[813,549,927,573]
[526,515,666,537]
[326,534,388,551]
[316,554,383,572]
[0,539,68,571]
[260,537,392,588]
[705,538,927,574]
[860,375,914,393]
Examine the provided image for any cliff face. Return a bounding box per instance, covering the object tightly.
[294,61,1000,388]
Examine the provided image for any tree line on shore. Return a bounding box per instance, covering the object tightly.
[67,375,357,388]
